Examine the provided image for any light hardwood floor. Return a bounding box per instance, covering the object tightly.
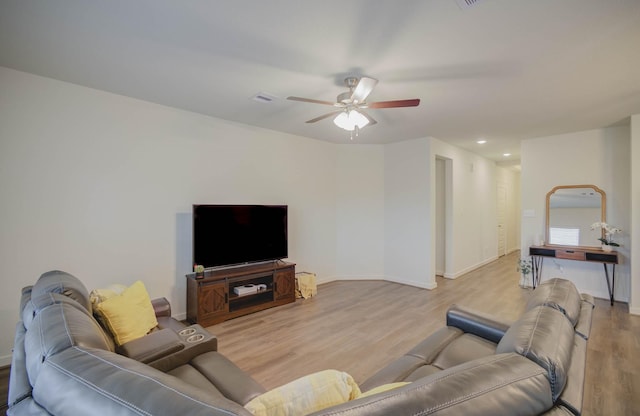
[207,251,640,416]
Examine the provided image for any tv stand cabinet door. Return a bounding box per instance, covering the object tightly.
[198,281,228,325]
[273,267,295,301]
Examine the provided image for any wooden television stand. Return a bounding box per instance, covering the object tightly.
[186,261,296,326]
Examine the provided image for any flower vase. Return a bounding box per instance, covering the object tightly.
[602,244,613,252]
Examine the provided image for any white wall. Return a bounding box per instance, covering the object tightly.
[431,139,500,278]
[0,66,510,365]
[384,138,435,289]
[334,145,385,281]
[520,126,631,301]
[0,67,343,364]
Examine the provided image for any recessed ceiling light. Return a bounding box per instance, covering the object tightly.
[503,153,511,157]
[476,139,487,144]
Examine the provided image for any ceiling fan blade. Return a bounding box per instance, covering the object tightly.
[287,96,336,106]
[351,77,378,103]
[306,111,343,123]
[367,99,420,109]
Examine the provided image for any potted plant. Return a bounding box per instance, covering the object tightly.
[517,258,532,288]
[194,264,205,279]
[590,222,622,252]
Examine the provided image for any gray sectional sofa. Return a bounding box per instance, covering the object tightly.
[8,271,594,415]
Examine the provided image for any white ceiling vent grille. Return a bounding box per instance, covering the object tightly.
[454,0,485,10]
[251,92,278,103]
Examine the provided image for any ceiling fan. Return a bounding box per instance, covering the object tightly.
[287,76,420,139]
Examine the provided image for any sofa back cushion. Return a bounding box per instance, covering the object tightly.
[32,347,253,415]
[496,306,574,401]
[23,292,95,330]
[526,278,581,326]
[31,270,92,313]
[310,354,553,416]
[25,302,115,386]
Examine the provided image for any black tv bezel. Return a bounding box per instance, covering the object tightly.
[192,204,288,269]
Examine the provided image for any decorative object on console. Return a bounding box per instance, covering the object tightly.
[194,264,205,279]
[590,222,621,252]
[517,258,532,288]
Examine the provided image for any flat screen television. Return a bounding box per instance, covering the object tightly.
[193,204,288,269]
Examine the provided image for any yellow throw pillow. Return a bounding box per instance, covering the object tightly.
[94,280,158,346]
[358,382,410,398]
[244,369,361,416]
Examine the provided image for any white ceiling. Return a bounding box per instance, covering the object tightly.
[2,0,640,162]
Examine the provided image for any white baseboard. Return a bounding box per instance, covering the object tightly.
[443,256,499,279]
[323,275,437,290]
[385,276,437,290]
[629,306,640,315]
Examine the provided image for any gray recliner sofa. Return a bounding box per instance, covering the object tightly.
[8,271,593,415]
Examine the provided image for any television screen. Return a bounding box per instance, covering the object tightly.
[193,205,288,268]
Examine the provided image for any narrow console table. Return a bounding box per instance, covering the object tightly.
[529,245,618,305]
[186,261,296,326]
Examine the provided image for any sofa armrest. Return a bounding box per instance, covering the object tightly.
[151,297,171,317]
[148,325,219,372]
[117,328,184,363]
[446,304,512,344]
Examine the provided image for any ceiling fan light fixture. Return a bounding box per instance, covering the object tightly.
[333,110,369,131]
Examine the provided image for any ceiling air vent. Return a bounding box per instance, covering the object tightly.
[251,92,278,103]
[454,0,485,10]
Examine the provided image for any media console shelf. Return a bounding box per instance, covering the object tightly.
[529,245,618,305]
[186,261,295,326]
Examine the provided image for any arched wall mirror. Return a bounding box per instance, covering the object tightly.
[545,185,606,248]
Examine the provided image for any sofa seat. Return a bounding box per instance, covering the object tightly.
[361,328,498,390]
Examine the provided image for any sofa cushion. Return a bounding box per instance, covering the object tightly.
[94,280,158,345]
[556,334,587,415]
[430,333,497,371]
[23,292,96,331]
[360,327,462,391]
[167,364,227,400]
[33,347,253,416]
[527,278,581,326]
[310,354,553,416]
[191,351,267,405]
[31,270,92,313]
[496,306,574,401]
[244,370,360,416]
[25,302,115,385]
[359,382,410,398]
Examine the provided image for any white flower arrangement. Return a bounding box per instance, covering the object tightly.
[590,222,622,246]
